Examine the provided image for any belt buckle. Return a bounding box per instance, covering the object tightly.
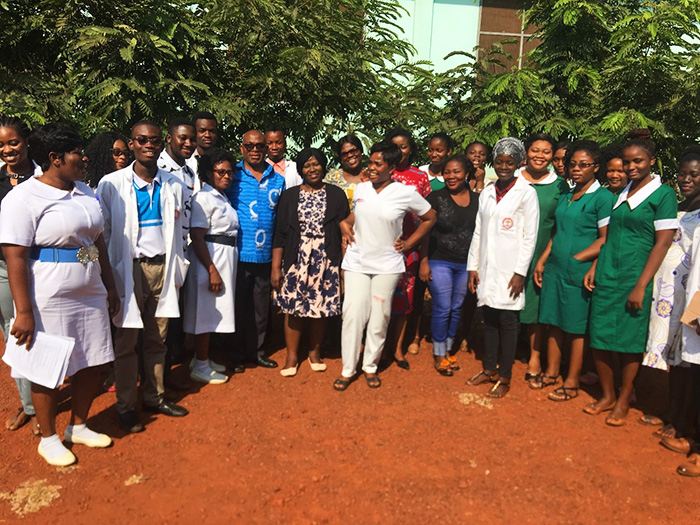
[77,245,99,264]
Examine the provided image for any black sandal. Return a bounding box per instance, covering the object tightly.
[487,380,510,398]
[529,374,559,390]
[468,370,497,386]
[333,378,350,391]
[548,386,579,402]
[365,375,381,389]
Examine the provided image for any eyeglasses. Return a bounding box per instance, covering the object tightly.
[133,136,163,146]
[340,147,360,159]
[213,169,234,177]
[242,142,266,151]
[67,149,87,158]
[568,161,597,169]
[110,149,130,158]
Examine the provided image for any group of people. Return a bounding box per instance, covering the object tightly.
[1,112,699,479]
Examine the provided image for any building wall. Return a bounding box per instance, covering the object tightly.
[395,0,481,73]
[395,0,530,72]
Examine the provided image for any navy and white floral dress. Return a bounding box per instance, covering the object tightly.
[276,187,341,317]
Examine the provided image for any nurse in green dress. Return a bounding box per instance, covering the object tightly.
[533,141,614,400]
[586,129,678,426]
[519,133,571,387]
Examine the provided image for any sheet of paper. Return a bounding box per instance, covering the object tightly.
[2,328,75,389]
[681,291,700,328]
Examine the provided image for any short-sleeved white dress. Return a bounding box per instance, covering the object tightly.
[183,184,239,334]
[0,176,114,376]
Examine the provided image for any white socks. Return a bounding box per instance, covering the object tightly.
[194,359,211,373]
[39,434,70,459]
[65,423,102,441]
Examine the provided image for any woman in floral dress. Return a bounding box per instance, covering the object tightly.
[272,148,350,377]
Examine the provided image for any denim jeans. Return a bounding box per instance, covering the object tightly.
[427,259,469,357]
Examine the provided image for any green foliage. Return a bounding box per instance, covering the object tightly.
[437,0,700,177]
[0,0,437,154]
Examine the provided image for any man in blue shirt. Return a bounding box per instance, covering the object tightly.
[226,130,285,368]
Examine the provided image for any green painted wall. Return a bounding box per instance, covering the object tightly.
[395,0,481,72]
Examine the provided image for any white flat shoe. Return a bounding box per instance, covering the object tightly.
[280,365,298,377]
[64,430,112,448]
[189,358,226,373]
[38,443,76,466]
[308,358,327,372]
[190,367,228,385]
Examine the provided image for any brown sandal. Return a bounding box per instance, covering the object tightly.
[468,370,497,386]
[5,408,30,431]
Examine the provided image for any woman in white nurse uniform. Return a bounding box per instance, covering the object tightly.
[0,124,119,466]
[184,149,239,384]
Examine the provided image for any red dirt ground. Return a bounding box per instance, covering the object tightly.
[1,325,699,524]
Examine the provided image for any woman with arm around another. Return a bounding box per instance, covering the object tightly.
[534,140,614,400]
[334,140,436,390]
[0,124,119,466]
[467,137,540,398]
[272,148,349,376]
[586,129,678,426]
[184,148,239,385]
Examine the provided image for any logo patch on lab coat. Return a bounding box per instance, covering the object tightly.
[501,217,514,230]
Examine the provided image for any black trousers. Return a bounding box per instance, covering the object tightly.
[233,262,271,363]
[482,306,520,380]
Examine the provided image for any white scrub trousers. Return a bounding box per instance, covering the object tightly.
[340,271,402,378]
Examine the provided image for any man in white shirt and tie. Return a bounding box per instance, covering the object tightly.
[265,126,302,188]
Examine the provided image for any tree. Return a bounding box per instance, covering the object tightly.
[0,0,437,154]
[437,0,700,176]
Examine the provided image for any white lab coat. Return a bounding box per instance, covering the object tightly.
[96,164,189,328]
[467,176,540,311]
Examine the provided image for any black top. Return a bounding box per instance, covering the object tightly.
[426,187,479,263]
[273,184,350,272]
[0,165,34,261]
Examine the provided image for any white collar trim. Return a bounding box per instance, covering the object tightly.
[585,180,601,194]
[516,167,558,185]
[613,174,662,210]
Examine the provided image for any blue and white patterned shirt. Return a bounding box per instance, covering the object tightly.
[225,160,285,263]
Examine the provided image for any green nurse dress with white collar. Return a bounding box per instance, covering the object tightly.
[589,176,679,353]
[538,181,614,334]
[518,169,570,324]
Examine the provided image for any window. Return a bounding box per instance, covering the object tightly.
[478,0,537,72]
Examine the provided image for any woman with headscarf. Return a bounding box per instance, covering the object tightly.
[466,137,540,398]
[272,148,350,377]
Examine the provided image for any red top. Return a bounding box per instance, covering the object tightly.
[392,166,431,238]
[495,178,517,203]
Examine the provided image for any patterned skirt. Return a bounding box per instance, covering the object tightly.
[276,236,341,318]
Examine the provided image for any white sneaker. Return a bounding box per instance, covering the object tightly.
[64,429,112,448]
[189,358,226,373]
[38,443,76,466]
[190,366,228,385]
